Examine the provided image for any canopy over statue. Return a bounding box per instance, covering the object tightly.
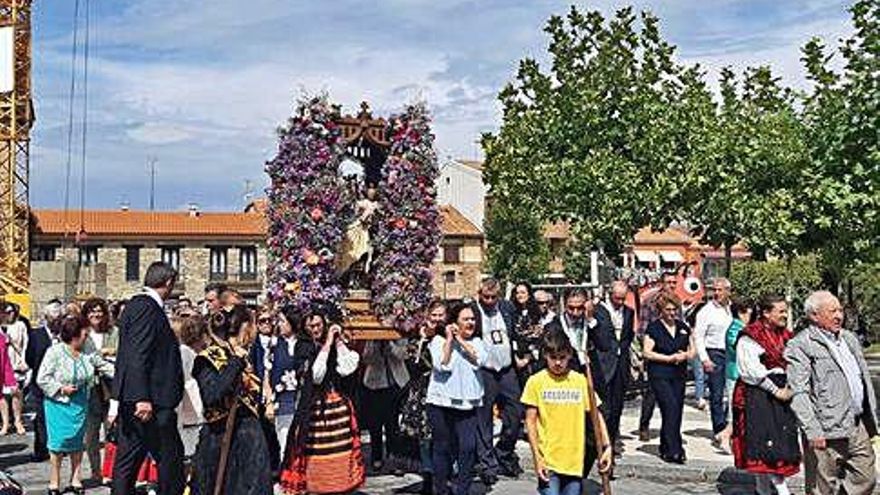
[264,96,441,338]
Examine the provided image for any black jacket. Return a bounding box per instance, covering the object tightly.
[112,294,184,409]
[25,325,53,391]
[595,303,636,384]
[542,314,611,389]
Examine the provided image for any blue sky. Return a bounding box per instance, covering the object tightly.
[29,0,852,212]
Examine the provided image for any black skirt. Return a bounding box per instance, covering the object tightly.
[193,414,273,495]
[744,374,801,465]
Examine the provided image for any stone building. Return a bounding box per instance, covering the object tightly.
[30,203,484,307]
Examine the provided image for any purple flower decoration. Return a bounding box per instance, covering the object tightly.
[265,95,355,313]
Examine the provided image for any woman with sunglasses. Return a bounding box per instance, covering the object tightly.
[642,292,694,464]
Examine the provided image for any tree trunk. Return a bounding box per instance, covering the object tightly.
[724,242,733,278]
[786,256,794,329]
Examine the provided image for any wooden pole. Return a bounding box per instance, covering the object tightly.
[213,398,240,495]
[583,354,612,494]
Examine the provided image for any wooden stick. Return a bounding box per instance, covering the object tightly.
[584,355,612,495]
[214,394,240,495]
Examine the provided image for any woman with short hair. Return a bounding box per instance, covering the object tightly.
[427,302,489,495]
[642,292,694,464]
[38,315,114,495]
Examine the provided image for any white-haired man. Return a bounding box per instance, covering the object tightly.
[785,290,878,494]
[693,277,733,447]
[25,299,64,462]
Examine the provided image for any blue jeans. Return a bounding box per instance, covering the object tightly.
[538,472,582,495]
[692,355,707,401]
[706,349,728,434]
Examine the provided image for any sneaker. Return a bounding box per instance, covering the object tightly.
[696,398,708,411]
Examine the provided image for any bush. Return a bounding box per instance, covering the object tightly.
[730,255,822,319]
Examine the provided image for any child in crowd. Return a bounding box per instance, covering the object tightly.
[522,330,612,495]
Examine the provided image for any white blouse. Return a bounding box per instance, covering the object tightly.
[736,336,784,394]
[313,343,360,384]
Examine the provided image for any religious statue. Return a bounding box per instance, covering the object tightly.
[337,182,378,290]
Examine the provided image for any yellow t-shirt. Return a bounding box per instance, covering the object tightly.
[520,369,593,477]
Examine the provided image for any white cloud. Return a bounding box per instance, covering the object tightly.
[29,0,854,210]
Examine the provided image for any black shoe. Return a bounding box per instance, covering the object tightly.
[499,463,523,478]
[420,473,433,495]
[46,489,61,495]
[638,429,650,442]
[478,472,498,486]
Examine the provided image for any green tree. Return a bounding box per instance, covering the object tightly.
[482,7,716,258]
[686,66,809,274]
[484,200,551,282]
[730,255,822,318]
[800,0,880,288]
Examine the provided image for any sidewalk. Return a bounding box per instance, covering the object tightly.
[511,386,880,492]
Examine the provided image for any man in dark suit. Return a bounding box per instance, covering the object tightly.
[25,299,63,462]
[595,281,636,454]
[112,262,185,495]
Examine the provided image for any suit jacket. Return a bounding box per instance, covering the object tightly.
[542,314,611,391]
[112,294,184,409]
[595,303,636,385]
[25,325,53,391]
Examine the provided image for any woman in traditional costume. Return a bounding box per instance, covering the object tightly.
[279,307,364,495]
[192,304,272,495]
[732,294,800,495]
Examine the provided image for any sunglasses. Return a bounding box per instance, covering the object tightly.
[258,318,272,324]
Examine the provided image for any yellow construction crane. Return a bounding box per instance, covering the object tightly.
[0,0,33,314]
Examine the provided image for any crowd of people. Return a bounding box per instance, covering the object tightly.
[0,261,876,495]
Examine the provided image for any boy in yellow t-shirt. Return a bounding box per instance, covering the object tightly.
[521,329,612,495]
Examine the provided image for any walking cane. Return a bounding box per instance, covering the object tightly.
[583,350,612,494]
[213,398,240,495]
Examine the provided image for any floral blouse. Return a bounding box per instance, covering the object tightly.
[36,342,114,403]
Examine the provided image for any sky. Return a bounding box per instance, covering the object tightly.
[28,0,854,212]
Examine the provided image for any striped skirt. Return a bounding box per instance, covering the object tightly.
[279,390,365,494]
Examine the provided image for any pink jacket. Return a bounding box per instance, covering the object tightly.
[0,333,17,389]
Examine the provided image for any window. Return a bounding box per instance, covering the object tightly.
[161,246,180,271]
[443,270,456,283]
[125,246,140,282]
[240,247,257,280]
[78,246,98,266]
[442,244,461,264]
[31,245,57,262]
[210,247,228,281]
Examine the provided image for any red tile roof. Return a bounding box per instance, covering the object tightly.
[33,204,483,239]
[33,209,266,239]
[439,204,482,237]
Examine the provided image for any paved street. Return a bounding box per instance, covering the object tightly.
[3,356,879,494]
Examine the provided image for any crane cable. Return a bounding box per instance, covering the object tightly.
[62,0,80,243]
[78,0,90,236]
